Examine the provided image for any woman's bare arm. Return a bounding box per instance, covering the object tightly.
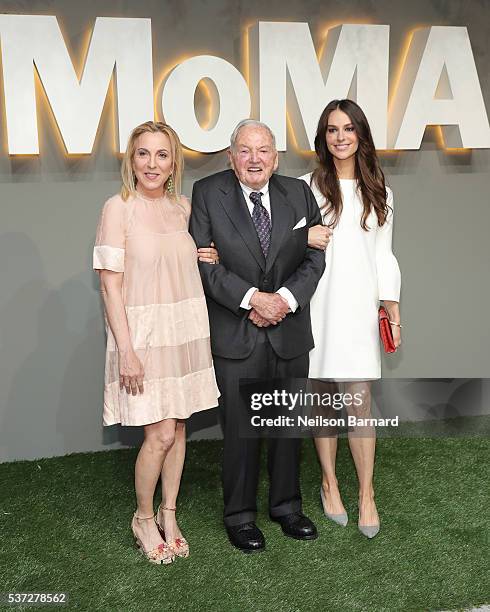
[99,270,144,395]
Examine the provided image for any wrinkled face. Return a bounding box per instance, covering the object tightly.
[228,125,278,190]
[132,131,173,196]
[325,109,359,161]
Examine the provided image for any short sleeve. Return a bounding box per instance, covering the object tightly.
[375,188,401,301]
[93,195,126,272]
[178,195,192,227]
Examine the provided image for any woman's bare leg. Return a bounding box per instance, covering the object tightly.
[158,420,186,542]
[132,418,177,551]
[345,382,379,527]
[314,436,346,515]
[312,380,346,515]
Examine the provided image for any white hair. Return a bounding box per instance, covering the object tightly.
[230,119,277,151]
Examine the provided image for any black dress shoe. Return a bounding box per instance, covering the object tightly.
[271,512,318,540]
[226,522,265,553]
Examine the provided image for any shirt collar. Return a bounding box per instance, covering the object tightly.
[239,180,270,199]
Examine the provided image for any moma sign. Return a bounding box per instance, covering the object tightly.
[0,15,489,154]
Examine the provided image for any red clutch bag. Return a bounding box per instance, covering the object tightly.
[378,306,396,353]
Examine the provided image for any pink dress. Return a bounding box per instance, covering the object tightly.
[93,192,220,426]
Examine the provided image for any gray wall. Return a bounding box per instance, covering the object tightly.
[1,0,489,462]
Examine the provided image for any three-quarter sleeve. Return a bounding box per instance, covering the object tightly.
[376,188,401,301]
[93,195,126,272]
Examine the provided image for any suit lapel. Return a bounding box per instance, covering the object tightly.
[217,171,266,271]
[266,175,294,272]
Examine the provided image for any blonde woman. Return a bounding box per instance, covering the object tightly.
[93,121,220,564]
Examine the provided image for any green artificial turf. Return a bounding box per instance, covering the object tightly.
[0,437,489,612]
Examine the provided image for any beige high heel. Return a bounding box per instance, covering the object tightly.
[131,513,175,565]
[156,504,190,558]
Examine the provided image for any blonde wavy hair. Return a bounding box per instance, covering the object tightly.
[121,121,184,201]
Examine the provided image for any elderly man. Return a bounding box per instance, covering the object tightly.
[189,119,325,552]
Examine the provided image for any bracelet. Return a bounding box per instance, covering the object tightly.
[389,321,403,328]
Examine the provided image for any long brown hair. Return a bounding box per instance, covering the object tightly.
[120,121,184,201]
[312,99,389,230]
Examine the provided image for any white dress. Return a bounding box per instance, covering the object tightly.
[300,173,401,380]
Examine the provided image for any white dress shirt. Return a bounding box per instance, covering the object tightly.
[238,181,299,313]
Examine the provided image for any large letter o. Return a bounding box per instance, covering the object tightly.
[161,55,251,153]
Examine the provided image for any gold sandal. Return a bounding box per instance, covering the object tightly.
[156,504,190,558]
[131,513,175,565]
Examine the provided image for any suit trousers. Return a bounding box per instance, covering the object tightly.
[213,329,309,527]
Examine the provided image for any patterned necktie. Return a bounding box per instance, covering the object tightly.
[249,191,271,256]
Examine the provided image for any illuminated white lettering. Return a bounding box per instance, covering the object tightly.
[250,22,390,150]
[0,15,153,154]
[161,55,251,153]
[390,26,490,149]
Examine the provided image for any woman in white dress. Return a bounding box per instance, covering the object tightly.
[300,99,401,538]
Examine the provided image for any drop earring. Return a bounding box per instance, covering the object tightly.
[167,173,174,195]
